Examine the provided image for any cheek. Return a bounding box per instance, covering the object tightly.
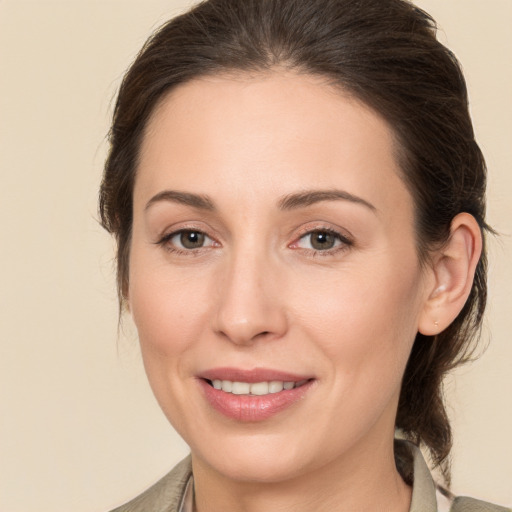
[291,256,423,382]
[128,252,210,360]
[127,251,213,429]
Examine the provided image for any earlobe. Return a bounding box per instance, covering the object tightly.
[418,213,482,336]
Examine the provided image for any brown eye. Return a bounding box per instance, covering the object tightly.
[292,228,352,253]
[179,230,206,249]
[158,229,217,253]
[309,230,336,250]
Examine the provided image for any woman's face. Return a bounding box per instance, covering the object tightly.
[129,72,431,482]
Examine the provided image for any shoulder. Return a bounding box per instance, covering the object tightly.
[450,496,511,512]
[108,456,192,512]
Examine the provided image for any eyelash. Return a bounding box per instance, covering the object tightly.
[156,226,353,256]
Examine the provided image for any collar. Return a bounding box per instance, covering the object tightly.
[407,441,439,512]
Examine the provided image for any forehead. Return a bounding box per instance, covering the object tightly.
[136,71,411,217]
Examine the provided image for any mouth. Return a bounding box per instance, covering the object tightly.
[205,378,310,396]
[197,368,315,421]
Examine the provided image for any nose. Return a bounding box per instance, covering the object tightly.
[212,250,288,346]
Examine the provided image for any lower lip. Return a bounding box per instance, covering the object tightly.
[198,379,314,422]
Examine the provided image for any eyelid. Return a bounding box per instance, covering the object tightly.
[291,223,354,243]
[154,219,216,241]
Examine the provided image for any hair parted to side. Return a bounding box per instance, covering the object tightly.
[99,0,491,484]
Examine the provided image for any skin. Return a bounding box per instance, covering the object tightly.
[128,71,481,512]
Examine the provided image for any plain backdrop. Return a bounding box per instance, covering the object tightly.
[0,1,511,511]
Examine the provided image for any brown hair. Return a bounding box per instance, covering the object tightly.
[99,0,490,483]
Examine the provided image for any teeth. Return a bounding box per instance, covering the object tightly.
[268,381,284,393]
[209,379,305,395]
[221,380,233,392]
[250,381,269,395]
[231,382,250,395]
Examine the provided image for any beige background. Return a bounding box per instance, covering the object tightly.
[0,1,510,511]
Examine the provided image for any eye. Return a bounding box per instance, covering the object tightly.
[293,229,352,252]
[175,230,206,249]
[160,229,217,251]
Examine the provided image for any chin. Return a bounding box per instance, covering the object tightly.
[203,454,307,484]
[189,432,324,484]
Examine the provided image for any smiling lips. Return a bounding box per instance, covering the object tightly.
[198,368,314,421]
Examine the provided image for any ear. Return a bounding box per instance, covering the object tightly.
[418,213,483,336]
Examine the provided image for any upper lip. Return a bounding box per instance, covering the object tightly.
[198,367,313,383]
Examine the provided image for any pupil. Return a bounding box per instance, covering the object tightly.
[180,231,205,249]
[311,231,334,250]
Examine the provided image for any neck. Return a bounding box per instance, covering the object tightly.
[191,434,412,512]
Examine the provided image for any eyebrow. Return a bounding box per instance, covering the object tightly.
[144,188,376,213]
[145,190,215,211]
[278,189,377,212]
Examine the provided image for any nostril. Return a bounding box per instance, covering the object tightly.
[253,331,271,341]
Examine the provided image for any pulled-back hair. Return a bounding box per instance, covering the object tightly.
[99,0,490,483]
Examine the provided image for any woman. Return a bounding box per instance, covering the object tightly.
[99,0,509,510]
